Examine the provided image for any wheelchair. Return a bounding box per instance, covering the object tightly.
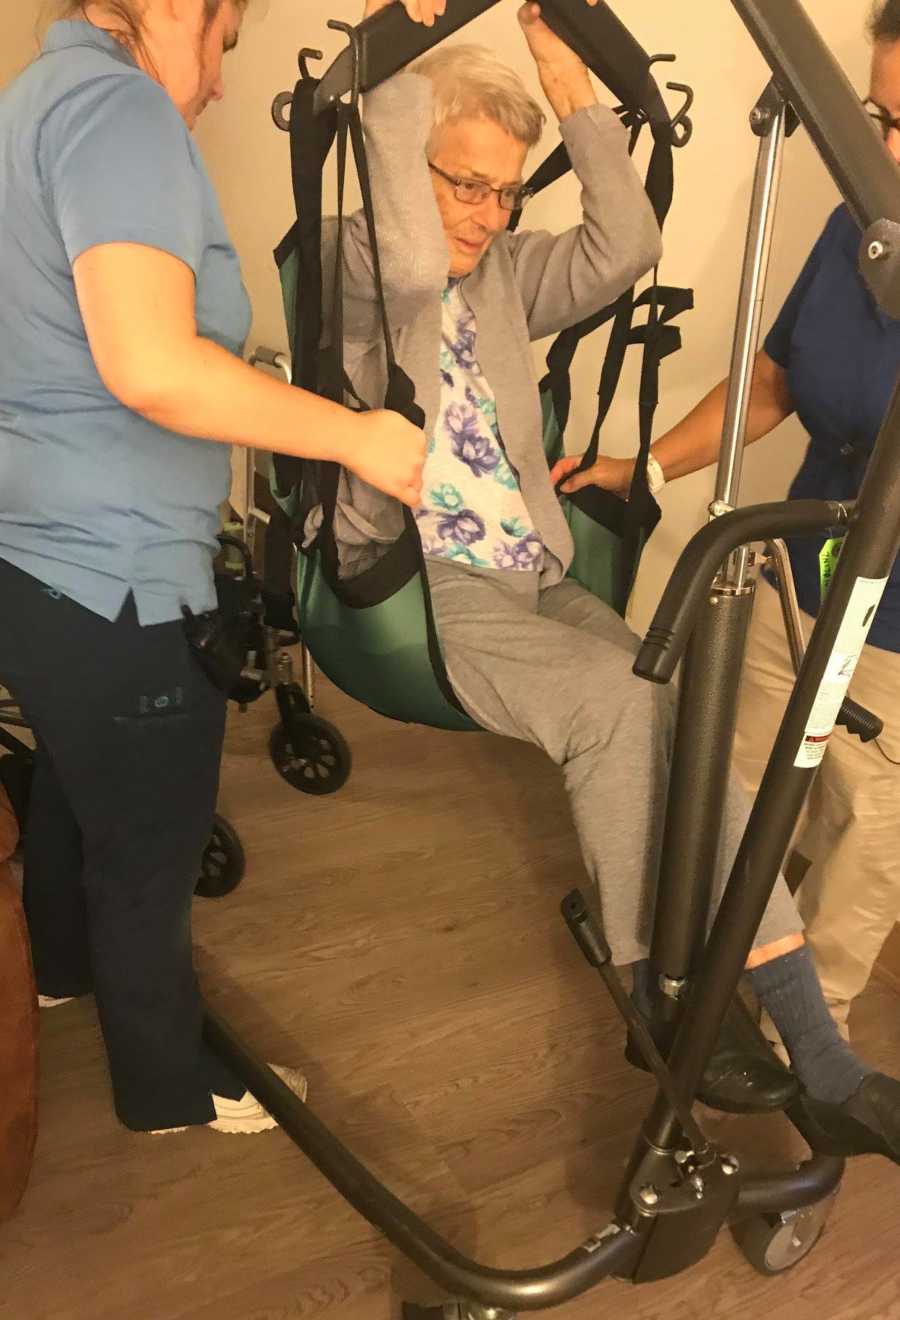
[208,526,352,797]
[223,344,354,798]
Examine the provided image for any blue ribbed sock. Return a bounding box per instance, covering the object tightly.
[748,944,871,1104]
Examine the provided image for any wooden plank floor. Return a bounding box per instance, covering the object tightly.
[4,667,900,1320]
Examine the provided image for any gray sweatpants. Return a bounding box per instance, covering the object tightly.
[427,559,802,966]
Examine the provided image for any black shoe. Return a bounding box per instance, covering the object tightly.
[788,1072,900,1164]
[625,993,801,1115]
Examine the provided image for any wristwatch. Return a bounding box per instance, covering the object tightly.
[645,453,666,496]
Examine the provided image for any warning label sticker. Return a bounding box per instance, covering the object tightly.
[795,576,889,768]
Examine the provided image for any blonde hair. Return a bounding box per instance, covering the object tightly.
[414,43,545,153]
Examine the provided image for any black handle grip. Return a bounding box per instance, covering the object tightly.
[216,532,253,578]
[540,0,670,126]
[634,500,848,684]
[314,0,500,114]
[836,696,884,742]
[561,889,612,968]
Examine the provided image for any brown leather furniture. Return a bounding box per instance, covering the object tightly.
[0,783,37,1222]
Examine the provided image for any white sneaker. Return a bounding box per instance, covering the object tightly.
[149,1064,308,1136]
[37,994,76,1008]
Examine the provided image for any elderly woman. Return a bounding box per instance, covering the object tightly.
[0,0,425,1136]
[339,0,900,1159]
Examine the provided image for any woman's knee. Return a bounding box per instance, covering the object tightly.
[567,667,675,761]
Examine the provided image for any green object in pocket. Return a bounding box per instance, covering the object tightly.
[819,536,845,602]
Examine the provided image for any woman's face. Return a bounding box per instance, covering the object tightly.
[428,116,529,278]
[869,37,900,165]
[85,1,243,129]
[159,0,243,129]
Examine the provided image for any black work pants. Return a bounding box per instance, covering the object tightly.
[0,557,242,1130]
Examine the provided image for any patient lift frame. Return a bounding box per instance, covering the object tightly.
[203,1,900,1311]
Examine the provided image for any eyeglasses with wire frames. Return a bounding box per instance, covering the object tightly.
[863,97,900,140]
[428,162,534,212]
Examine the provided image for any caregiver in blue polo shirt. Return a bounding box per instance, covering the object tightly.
[0,0,426,1135]
[554,1,900,1046]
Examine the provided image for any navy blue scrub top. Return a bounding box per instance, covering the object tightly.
[764,204,900,653]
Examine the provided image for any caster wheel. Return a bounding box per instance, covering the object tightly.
[733,1194,836,1275]
[269,713,351,795]
[195,813,246,898]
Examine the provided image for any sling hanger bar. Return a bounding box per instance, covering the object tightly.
[313,0,498,116]
[311,0,682,132]
[732,0,900,314]
[310,0,900,306]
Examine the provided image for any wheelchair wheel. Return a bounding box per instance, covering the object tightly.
[733,1193,836,1275]
[195,814,246,898]
[269,712,351,795]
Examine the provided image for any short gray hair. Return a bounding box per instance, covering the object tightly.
[413,44,545,154]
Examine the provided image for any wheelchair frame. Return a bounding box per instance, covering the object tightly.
[242,346,314,706]
[226,347,354,796]
[201,1,900,1312]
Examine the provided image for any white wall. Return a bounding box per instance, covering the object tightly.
[3,2,872,628]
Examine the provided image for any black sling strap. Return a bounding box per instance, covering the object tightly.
[270,75,338,502]
[516,106,691,610]
[280,86,466,715]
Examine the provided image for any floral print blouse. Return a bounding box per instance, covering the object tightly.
[415,281,544,572]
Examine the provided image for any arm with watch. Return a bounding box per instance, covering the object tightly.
[550,346,795,497]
